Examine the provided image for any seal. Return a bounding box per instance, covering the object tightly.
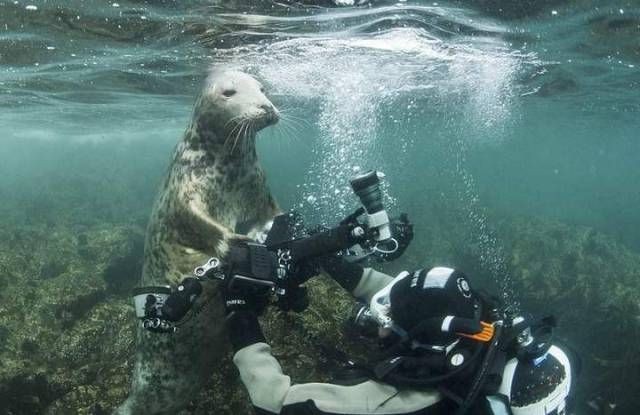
[115,69,280,414]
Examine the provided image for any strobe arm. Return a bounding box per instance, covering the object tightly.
[285,223,365,263]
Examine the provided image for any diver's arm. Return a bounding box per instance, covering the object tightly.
[319,256,393,303]
[228,311,443,415]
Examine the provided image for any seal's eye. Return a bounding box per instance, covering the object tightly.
[222,89,236,97]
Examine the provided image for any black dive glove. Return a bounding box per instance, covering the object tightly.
[376,213,414,262]
[222,267,309,315]
[223,282,268,352]
[222,278,270,317]
[277,283,309,313]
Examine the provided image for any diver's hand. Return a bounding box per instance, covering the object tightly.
[291,257,321,284]
[222,278,270,316]
[276,284,309,313]
[223,282,268,352]
[377,213,414,262]
[223,288,249,316]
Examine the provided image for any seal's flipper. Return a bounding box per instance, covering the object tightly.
[235,219,259,235]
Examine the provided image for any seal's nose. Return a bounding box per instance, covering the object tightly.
[260,104,279,123]
[259,103,273,114]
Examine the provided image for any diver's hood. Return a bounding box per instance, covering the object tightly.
[368,268,488,347]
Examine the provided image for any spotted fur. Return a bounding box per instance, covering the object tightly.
[114,70,280,415]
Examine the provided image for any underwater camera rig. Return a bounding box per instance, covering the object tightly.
[133,170,405,333]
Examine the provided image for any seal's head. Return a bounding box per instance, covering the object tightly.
[197,69,279,140]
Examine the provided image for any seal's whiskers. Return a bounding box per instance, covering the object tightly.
[224,116,246,148]
[231,120,249,154]
[279,110,311,128]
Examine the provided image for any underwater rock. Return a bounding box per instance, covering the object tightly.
[54,290,107,329]
[44,300,135,414]
[77,233,91,259]
[0,326,8,354]
[499,218,640,319]
[0,223,142,414]
[0,271,6,300]
[494,217,640,410]
[38,259,68,280]
[2,214,639,413]
[100,229,145,294]
[0,373,64,415]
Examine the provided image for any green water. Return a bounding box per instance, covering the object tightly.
[1,0,639,413]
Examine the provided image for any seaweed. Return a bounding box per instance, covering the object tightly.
[102,231,144,294]
[1,210,639,412]
[0,326,8,354]
[0,373,64,415]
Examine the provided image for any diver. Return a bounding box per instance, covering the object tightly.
[223,250,576,415]
[133,170,576,414]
